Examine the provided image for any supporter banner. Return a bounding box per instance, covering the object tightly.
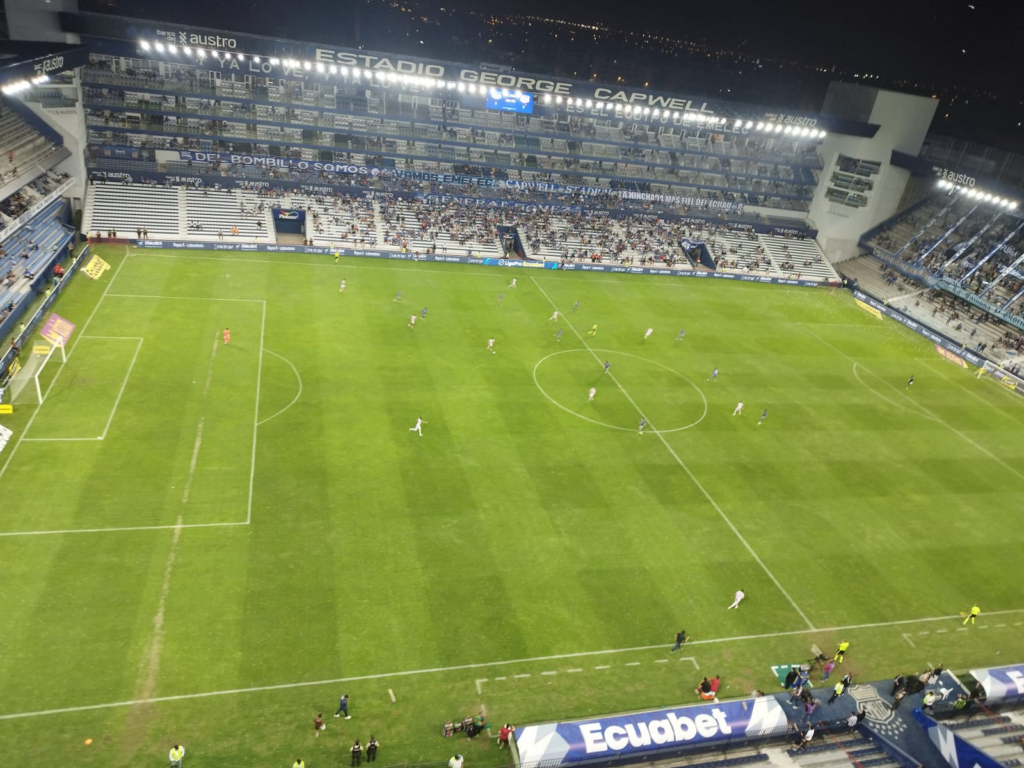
[855,298,883,320]
[82,255,112,279]
[0,405,13,415]
[0,425,12,455]
[134,240,832,287]
[515,698,787,764]
[933,344,967,369]
[970,664,1024,703]
[40,313,77,346]
[851,291,987,368]
[912,709,1004,768]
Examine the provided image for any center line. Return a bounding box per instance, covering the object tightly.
[530,276,815,630]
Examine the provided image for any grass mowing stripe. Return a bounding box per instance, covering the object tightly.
[530,275,816,630]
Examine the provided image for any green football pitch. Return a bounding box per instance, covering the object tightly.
[1,244,1022,768]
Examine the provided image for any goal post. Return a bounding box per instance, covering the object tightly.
[8,338,67,405]
[979,360,1024,396]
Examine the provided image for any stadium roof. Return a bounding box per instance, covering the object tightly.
[0,41,90,92]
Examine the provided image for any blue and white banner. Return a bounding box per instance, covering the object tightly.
[969,664,1024,704]
[515,698,788,764]
[272,209,305,221]
[912,709,1004,768]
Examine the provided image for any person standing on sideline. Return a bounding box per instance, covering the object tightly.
[834,640,850,663]
[727,589,745,609]
[498,725,514,749]
[351,739,363,766]
[223,327,230,345]
[409,418,426,437]
[793,726,815,750]
[828,680,846,704]
[784,667,800,691]
[642,327,653,342]
[906,374,914,390]
[335,693,351,718]
[449,755,464,768]
[964,604,980,625]
[670,630,690,652]
[366,736,380,762]
[169,745,186,768]
[758,409,767,426]
[314,713,326,737]
[555,328,563,342]
[822,659,836,681]
[803,698,818,722]
[708,367,718,381]
[588,387,596,402]
[891,673,906,696]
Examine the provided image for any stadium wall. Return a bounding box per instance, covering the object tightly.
[810,85,938,263]
[20,86,89,206]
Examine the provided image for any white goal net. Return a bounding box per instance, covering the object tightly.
[8,339,67,405]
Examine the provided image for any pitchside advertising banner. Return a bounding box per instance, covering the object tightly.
[515,698,788,763]
[970,664,1024,703]
[134,241,831,287]
[912,709,1004,768]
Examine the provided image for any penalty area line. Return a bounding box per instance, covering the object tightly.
[3,608,1023,721]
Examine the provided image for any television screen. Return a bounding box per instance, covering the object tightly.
[485,88,534,114]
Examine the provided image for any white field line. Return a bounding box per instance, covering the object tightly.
[803,325,1024,487]
[135,515,183,701]
[0,521,248,538]
[180,333,219,506]
[20,437,103,442]
[100,338,144,440]
[257,349,303,427]
[852,362,937,422]
[248,302,266,524]
[528,276,815,631]
[0,247,131,485]
[106,294,264,303]
[6,609,1023,722]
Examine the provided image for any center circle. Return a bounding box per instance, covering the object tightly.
[532,349,708,433]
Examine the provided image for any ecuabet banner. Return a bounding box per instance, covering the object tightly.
[515,697,787,764]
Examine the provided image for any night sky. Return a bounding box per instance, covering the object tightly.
[88,0,1022,95]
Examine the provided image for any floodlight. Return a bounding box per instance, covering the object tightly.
[154,42,165,52]
[168,44,177,54]
[141,40,151,50]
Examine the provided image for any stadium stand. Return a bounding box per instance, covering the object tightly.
[0,196,73,312]
[934,714,1024,767]
[79,59,822,214]
[84,181,180,237]
[785,730,901,768]
[184,188,272,240]
[0,99,59,184]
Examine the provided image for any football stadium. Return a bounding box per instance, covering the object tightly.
[0,4,1023,768]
